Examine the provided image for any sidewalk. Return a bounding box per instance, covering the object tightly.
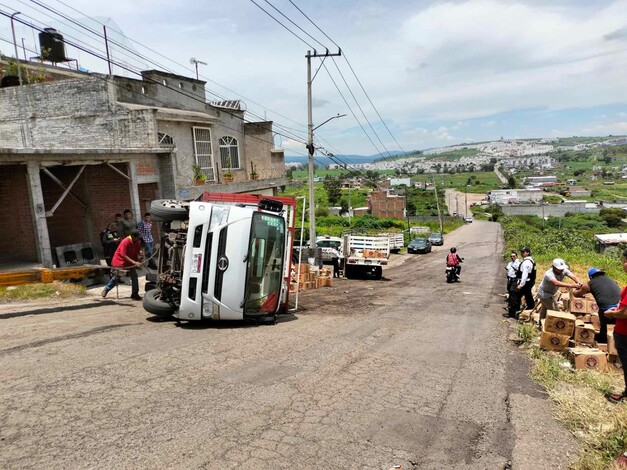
[0,270,150,317]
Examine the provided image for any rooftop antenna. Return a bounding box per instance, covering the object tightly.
[189,57,207,80]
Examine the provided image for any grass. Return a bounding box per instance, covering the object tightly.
[516,326,627,469]
[0,281,87,301]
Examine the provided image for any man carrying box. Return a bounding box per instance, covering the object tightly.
[536,258,582,325]
[573,267,620,343]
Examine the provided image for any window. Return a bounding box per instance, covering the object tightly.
[158,132,174,147]
[219,136,240,170]
[192,127,215,182]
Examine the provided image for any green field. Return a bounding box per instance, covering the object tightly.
[423,148,480,160]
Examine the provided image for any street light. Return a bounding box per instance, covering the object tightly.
[306,113,346,249]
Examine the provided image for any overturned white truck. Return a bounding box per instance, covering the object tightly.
[144,192,296,322]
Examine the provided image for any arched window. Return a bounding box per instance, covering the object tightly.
[219,136,240,170]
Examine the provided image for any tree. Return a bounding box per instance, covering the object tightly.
[323,177,342,205]
[340,199,349,216]
[506,175,517,189]
[600,208,625,228]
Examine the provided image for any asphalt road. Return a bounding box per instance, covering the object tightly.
[0,221,578,469]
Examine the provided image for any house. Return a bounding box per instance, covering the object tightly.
[594,233,627,253]
[389,177,411,187]
[524,175,557,186]
[487,189,543,204]
[367,190,406,218]
[0,59,287,267]
[567,187,591,198]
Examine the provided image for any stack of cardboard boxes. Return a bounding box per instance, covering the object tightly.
[528,291,622,374]
[289,264,333,294]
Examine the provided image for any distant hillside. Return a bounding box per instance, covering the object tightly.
[285,155,378,165]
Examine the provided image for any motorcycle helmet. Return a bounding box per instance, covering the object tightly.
[450,247,457,253]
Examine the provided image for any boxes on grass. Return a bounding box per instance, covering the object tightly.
[544,310,576,336]
[569,297,587,314]
[568,347,608,371]
[574,321,596,346]
[587,299,599,314]
[540,331,570,352]
[607,355,623,374]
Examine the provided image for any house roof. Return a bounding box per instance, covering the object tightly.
[594,233,627,244]
[117,103,217,123]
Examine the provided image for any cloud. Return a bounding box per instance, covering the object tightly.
[581,122,627,134]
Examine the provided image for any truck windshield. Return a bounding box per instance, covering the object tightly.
[243,212,286,315]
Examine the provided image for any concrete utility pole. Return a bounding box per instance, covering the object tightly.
[306,49,342,249]
[10,11,32,148]
[432,177,443,234]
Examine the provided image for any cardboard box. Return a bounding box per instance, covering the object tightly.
[597,343,608,353]
[544,310,576,336]
[568,347,608,371]
[569,297,587,314]
[574,321,596,345]
[590,312,600,332]
[540,331,570,352]
[608,354,623,374]
[587,299,599,314]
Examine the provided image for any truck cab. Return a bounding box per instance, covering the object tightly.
[144,194,295,322]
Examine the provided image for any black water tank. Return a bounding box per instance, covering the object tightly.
[39,28,67,63]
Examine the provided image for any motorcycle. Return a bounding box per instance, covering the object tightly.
[445,258,463,283]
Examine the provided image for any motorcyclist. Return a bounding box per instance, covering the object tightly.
[446,247,463,280]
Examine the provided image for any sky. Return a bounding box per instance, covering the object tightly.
[2,0,627,157]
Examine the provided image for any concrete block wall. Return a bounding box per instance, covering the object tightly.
[0,165,38,263]
[500,204,600,217]
[244,121,285,179]
[0,77,157,149]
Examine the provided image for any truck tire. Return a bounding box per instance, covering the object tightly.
[374,266,383,280]
[150,199,189,222]
[143,289,175,317]
[345,265,354,279]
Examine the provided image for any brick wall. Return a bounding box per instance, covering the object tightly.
[42,164,133,253]
[368,190,406,219]
[0,165,38,263]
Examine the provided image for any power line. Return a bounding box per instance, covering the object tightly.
[27,0,313,144]
[288,0,407,156]
[0,14,310,157]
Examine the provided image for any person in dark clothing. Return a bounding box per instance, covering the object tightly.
[119,209,136,237]
[100,222,121,267]
[517,246,536,309]
[573,267,621,343]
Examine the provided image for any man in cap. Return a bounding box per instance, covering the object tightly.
[537,258,582,324]
[101,229,143,300]
[574,267,620,343]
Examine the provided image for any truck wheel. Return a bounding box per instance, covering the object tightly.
[345,265,354,279]
[150,199,189,222]
[143,289,175,317]
[374,266,383,280]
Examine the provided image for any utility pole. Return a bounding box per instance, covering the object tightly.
[465,185,469,218]
[10,12,32,148]
[456,195,459,216]
[432,177,443,234]
[306,49,342,249]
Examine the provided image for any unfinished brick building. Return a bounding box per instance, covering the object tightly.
[367,190,406,219]
[0,62,287,268]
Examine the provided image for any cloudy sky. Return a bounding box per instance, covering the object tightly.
[3,0,627,157]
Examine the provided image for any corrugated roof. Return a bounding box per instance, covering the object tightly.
[594,233,627,244]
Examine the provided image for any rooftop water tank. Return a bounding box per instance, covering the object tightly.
[39,28,67,63]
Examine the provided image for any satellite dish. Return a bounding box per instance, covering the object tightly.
[190,57,197,64]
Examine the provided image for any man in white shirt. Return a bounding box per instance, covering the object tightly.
[537,258,582,322]
[503,251,520,317]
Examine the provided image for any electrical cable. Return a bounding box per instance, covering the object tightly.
[29,0,312,143]
[288,0,408,156]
